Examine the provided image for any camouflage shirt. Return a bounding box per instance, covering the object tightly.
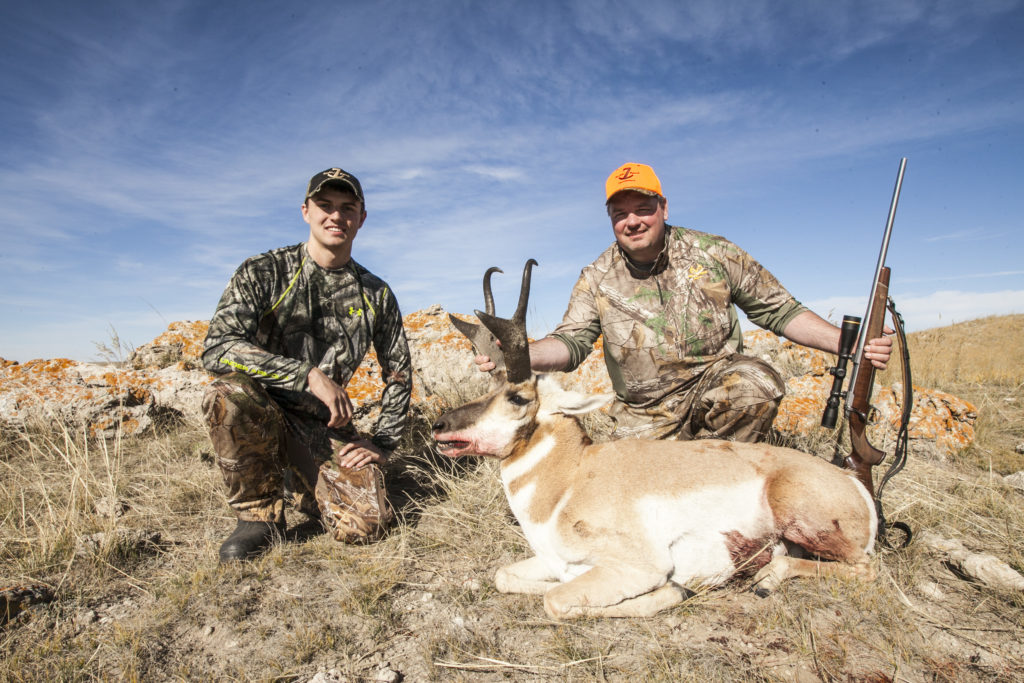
[550,226,807,406]
[202,242,412,450]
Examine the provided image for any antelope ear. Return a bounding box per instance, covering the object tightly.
[537,378,614,416]
[553,393,614,415]
[448,313,504,371]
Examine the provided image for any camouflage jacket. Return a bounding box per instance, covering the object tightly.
[202,243,412,450]
[550,226,807,406]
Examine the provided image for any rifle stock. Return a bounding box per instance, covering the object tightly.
[845,266,890,493]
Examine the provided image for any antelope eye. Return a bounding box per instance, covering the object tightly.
[507,392,530,407]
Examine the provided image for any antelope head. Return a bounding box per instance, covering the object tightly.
[446,259,537,384]
[434,259,559,459]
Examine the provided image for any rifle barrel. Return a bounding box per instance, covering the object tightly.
[847,158,907,411]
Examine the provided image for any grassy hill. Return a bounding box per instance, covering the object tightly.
[880,313,1024,474]
[1,316,1022,681]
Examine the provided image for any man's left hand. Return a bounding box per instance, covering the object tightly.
[335,440,387,470]
[863,334,893,370]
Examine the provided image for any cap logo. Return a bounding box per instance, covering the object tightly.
[324,168,351,180]
[606,162,661,201]
[616,166,639,183]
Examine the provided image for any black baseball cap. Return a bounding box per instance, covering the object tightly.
[305,168,364,204]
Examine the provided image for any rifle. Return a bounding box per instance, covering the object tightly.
[821,159,913,541]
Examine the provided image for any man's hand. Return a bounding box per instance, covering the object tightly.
[862,333,893,370]
[307,367,353,428]
[335,439,387,469]
[474,354,496,373]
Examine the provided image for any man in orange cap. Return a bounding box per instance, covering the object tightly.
[478,162,891,442]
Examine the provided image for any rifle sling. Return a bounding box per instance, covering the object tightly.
[875,296,913,548]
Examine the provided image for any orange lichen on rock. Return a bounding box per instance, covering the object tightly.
[563,335,613,396]
[1,357,90,406]
[130,320,210,369]
[774,373,977,461]
[773,375,831,434]
[146,320,210,361]
[0,342,213,438]
[900,385,978,457]
[402,308,476,355]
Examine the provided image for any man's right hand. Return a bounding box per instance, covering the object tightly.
[307,367,353,428]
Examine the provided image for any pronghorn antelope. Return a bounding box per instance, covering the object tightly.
[432,261,878,619]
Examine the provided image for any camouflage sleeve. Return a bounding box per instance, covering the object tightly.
[202,261,313,391]
[548,271,603,372]
[369,288,412,451]
[717,239,808,335]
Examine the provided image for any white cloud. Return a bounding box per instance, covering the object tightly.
[463,165,526,182]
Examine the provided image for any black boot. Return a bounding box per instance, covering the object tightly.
[218,520,286,562]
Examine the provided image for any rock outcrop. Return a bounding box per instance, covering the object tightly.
[742,330,977,460]
[0,356,211,439]
[0,309,977,462]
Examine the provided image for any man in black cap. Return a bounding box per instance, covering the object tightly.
[201,168,412,561]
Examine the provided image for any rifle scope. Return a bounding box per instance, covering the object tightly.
[821,315,862,429]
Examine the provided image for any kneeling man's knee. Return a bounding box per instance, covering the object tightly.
[722,358,785,405]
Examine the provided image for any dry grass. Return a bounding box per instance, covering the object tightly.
[879,313,1024,474]
[891,314,1024,388]
[2,315,1023,681]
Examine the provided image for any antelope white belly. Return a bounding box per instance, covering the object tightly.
[636,479,773,586]
[506,479,591,581]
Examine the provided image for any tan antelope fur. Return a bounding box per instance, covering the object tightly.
[432,261,878,620]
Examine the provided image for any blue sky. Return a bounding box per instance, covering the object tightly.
[2,0,1022,363]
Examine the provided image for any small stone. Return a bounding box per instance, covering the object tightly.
[917,581,946,601]
[75,609,98,629]
[374,666,402,683]
[95,496,128,518]
[1004,471,1024,491]
[1015,443,1024,454]
[969,649,1005,668]
[75,532,105,556]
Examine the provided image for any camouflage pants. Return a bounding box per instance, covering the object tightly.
[202,372,366,525]
[608,354,785,443]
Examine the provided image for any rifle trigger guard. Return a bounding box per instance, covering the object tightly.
[850,406,873,423]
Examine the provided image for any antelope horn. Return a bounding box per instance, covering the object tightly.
[482,266,502,316]
[475,259,537,383]
[512,259,537,323]
[447,267,507,374]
